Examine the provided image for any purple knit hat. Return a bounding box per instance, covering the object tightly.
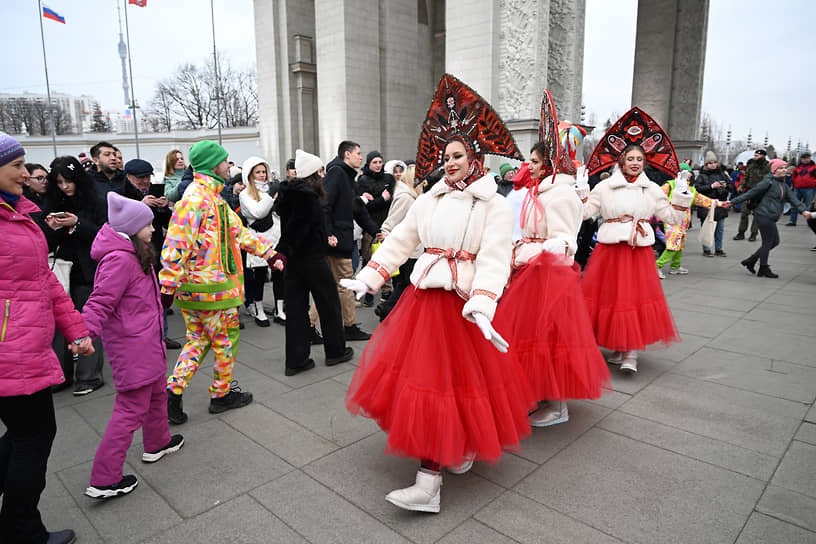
[107,192,154,236]
[0,132,25,167]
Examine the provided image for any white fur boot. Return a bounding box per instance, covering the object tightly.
[385,469,442,513]
[529,400,569,427]
[254,302,270,327]
[274,299,286,324]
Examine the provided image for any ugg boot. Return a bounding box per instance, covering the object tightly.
[530,400,569,427]
[757,265,779,278]
[620,351,638,373]
[741,256,758,275]
[607,351,624,365]
[254,302,270,327]
[385,470,442,513]
[274,299,286,325]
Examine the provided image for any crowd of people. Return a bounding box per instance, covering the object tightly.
[1,70,815,540]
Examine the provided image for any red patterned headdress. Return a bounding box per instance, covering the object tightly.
[416,74,523,183]
[537,90,577,180]
[586,107,679,176]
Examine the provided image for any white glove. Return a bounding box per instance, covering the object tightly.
[339,278,369,300]
[541,238,568,255]
[675,170,691,193]
[575,165,589,190]
[473,312,510,353]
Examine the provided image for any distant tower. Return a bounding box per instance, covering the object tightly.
[117,1,129,106]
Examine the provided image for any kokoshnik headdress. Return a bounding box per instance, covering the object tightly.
[416,73,523,188]
[586,107,680,176]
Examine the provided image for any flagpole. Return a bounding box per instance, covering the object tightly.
[210,0,222,145]
[122,0,140,157]
[37,0,57,157]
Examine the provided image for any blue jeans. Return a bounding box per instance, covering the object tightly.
[701,217,725,252]
[789,187,815,225]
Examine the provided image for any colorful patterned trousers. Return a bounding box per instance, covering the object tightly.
[167,307,240,398]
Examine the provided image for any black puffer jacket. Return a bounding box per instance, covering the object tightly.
[695,166,734,221]
[274,180,327,261]
[357,166,395,227]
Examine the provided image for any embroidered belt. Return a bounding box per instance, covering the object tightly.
[606,214,650,247]
[416,247,477,300]
[511,236,547,268]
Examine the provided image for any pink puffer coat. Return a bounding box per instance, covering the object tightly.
[0,197,89,396]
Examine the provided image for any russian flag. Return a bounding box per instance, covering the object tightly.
[42,5,65,24]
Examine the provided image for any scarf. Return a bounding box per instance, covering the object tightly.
[445,157,485,191]
[253,180,270,194]
[0,190,20,208]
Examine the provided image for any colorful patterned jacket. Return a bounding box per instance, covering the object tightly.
[160,172,278,310]
[661,179,718,251]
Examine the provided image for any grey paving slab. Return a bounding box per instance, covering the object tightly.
[736,512,816,544]
[598,411,778,480]
[126,418,293,518]
[514,428,765,544]
[219,402,339,467]
[260,379,379,446]
[583,388,631,410]
[760,291,816,313]
[743,305,816,336]
[40,477,101,544]
[674,277,780,301]
[620,373,805,457]
[56,461,181,544]
[470,452,538,488]
[798,422,816,445]
[757,485,816,533]
[141,494,309,544]
[435,519,518,544]
[475,490,622,544]
[304,432,504,544]
[251,470,411,544]
[671,346,816,403]
[713,319,816,367]
[666,291,759,313]
[604,353,676,395]
[513,400,610,465]
[770,440,816,500]
[331,368,357,386]
[48,406,103,473]
[669,307,742,339]
[807,402,816,423]
[656,332,709,362]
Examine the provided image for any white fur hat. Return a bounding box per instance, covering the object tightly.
[295,149,323,178]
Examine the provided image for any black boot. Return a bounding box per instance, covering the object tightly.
[740,256,757,274]
[733,232,745,240]
[167,390,188,425]
[757,265,779,278]
[748,233,757,242]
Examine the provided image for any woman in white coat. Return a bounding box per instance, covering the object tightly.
[340,74,535,514]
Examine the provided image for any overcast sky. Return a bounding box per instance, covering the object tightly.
[2,0,813,154]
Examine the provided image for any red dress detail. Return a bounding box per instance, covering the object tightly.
[345,287,536,468]
[581,242,681,352]
[495,251,610,401]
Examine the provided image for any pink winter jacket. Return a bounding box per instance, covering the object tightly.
[82,223,167,392]
[0,197,89,396]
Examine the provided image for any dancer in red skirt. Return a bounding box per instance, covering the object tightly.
[495,91,609,428]
[340,74,535,514]
[582,108,693,373]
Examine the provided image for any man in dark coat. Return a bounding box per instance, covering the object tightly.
[321,141,371,341]
[88,141,140,202]
[694,151,734,256]
[734,149,769,241]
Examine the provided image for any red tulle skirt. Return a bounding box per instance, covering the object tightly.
[494,252,610,401]
[345,287,536,468]
[581,243,680,352]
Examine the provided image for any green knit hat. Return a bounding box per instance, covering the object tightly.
[189,140,229,173]
[499,163,514,178]
[679,162,692,172]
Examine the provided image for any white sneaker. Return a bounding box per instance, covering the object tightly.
[669,267,689,275]
[244,303,257,317]
[385,470,442,513]
[620,351,638,373]
[657,268,666,279]
[530,401,569,427]
[607,351,624,365]
[447,458,474,475]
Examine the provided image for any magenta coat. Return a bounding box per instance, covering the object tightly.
[82,223,167,392]
[0,197,89,396]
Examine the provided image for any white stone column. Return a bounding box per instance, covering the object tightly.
[547,0,585,123]
[631,0,677,127]
[668,0,708,141]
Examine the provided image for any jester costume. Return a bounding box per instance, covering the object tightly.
[160,141,279,409]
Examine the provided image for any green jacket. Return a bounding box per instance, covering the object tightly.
[740,158,770,193]
[731,173,805,221]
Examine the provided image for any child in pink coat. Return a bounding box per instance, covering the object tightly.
[82,192,184,498]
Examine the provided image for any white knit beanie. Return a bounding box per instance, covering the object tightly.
[295,149,323,178]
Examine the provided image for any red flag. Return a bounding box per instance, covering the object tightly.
[128,0,146,6]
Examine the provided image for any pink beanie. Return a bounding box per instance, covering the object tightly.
[107,192,154,236]
[769,159,788,173]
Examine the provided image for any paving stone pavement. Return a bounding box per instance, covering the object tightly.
[22,221,816,542]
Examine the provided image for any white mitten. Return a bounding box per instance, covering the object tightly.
[339,278,369,300]
[541,238,568,255]
[675,170,691,193]
[473,312,510,353]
